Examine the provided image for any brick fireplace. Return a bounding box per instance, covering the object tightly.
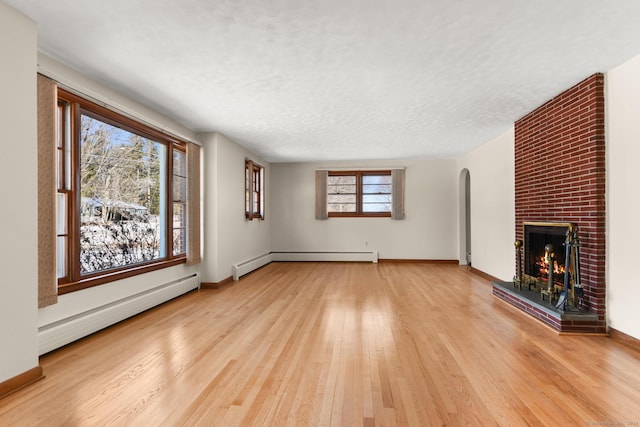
[493,73,606,334]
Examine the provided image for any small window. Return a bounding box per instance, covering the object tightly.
[328,171,392,217]
[245,159,264,220]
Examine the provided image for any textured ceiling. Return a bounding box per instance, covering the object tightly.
[6,0,640,162]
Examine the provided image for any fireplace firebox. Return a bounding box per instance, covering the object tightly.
[523,222,573,290]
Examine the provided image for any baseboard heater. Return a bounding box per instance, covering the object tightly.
[38,274,199,355]
[232,253,274,280]
[232,251,378,281]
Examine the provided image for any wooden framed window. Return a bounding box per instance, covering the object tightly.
[56,100,71,284]
[245,159,264,220]
[56,89,187,294]
[327,171,392,217]
[172,149,187,255]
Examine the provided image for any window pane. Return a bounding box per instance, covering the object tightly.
[328,194,357,204]
[329,175,356,185]
[173,148,187,255]
[173,149,186,177]
[173,203,186,227]
[328,176,355,194]
[328,203,357,213]
[363,184,392,194]
[79,114,166,275]
[173,229,185,256]
[363,174,391,195]
[363,174,391,212]
[253,191,259,213]
[56,236,66,278]
[56,193,67,234]
[328,184,356,194]
[363,203,391,212]
[362,175,392,185]
[172,202,186,256]
[363,194,392,204]
[173,175,186,202]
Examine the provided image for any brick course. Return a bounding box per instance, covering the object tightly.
[513,73,606,333]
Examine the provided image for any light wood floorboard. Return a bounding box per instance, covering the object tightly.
[1,262,639,426]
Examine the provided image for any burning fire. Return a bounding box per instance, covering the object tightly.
[535,256,565,278]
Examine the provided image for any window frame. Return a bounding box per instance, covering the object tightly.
[327,170,392,218]
[245,159,265,220]
[56,89,187,295]
[172,149,187,256]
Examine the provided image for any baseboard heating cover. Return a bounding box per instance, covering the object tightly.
[232,253,274,280]
[38,274,199,355]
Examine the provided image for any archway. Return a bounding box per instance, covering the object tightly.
[459,169,471,265]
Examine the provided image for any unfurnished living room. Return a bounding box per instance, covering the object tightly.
[2,0,640,425]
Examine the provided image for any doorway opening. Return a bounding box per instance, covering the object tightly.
[459,169,471,265]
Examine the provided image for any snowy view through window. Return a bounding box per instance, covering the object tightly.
[80,115,166,275]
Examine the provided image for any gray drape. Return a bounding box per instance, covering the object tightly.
[391,168,405,220]
[315,170,328,220]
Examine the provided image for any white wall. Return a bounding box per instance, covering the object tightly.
[200,132,271,283]
[0,2,39,383]
[606,54,640,340]
[457,128,515,281]
[270,159,458,259]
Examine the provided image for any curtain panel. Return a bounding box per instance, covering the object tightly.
[391,168,405,220]
[315,170,328,220]
[37,74,58,307]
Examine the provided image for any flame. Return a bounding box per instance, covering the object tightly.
[535,256,565,279]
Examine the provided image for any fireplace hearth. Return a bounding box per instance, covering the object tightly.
[493,221,600,333]
[492,280,598,330]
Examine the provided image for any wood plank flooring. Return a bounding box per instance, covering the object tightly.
[1,262,639,426]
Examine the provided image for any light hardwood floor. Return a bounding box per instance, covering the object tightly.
[1,262,639,426]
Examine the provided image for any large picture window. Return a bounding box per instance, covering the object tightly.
[57,89,187,293]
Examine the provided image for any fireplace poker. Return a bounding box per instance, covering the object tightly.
[556,227,573,311]
[572,227,584,309]
[542,244,555,303]
[514,239,523,290]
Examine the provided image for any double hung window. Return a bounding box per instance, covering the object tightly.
[245,159,265,220]
[327,171,392,217]
[56,89,187,293]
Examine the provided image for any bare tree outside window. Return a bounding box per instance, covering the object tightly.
[362,174,392,212]
[79,115,166,274]
[327,175,357,213]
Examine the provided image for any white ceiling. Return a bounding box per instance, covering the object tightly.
[7,0,640,162]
